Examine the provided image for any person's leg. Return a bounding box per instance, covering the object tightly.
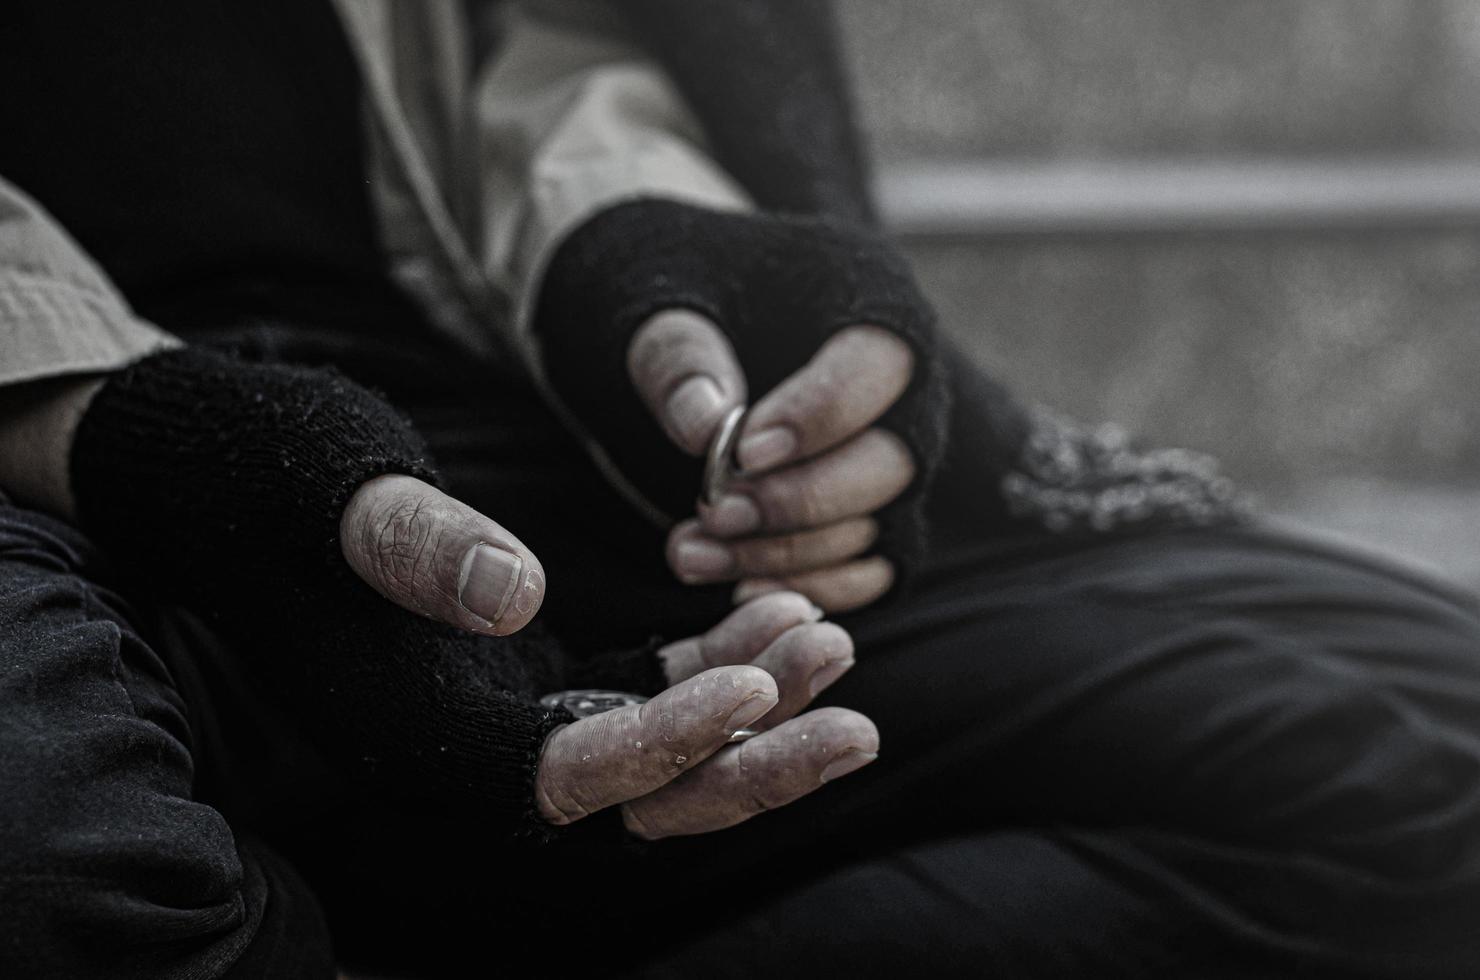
[0,498,335,978]
[628,830,1217,980]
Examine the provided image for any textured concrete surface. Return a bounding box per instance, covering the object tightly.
[834,1,1480,592]
[903,231,1480,490]
[840,0,1480,161]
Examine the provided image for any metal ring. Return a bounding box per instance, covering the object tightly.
[702,405,747,506]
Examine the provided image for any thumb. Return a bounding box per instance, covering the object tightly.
[627,308,747,455]
[339,473,545,635]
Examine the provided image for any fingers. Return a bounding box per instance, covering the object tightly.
[658,591,856,726]
[675,429,906,612]
[544,598,858,830]
[620,707,879,840]
[699,428,915,538]
[339,474,546,635]
[745,621,855,728]
[635,315,912,615]
[734,557,896,615]
[628,309,747,455]
[535,666,778,826]
[735,325,913,472]
[667,516,879,584]
[658,591,823,683]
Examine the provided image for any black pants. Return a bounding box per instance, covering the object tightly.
[3,336,1480,978]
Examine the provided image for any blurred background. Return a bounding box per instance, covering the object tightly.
[838,0,1480,592]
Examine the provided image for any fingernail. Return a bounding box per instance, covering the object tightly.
[674,539,735,582]
[725,692,776,732]
[807,657,855,699]
[820,749,877,784]
[666,375,725,447]
[738,426,797,471]
[705,494,761,537]
[512,566,544,616]
[458,543,523,624]
[733,579,784,604]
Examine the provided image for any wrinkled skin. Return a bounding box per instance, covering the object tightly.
[628,308,916,613]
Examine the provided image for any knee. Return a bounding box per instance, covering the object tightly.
[0,724,277,975]
[0,812,328,978]
[0,688,328,977]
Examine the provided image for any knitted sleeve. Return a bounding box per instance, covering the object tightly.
[70,346,663,831]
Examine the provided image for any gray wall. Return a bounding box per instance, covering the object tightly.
[836,1,1480,588]
[843,1,1480,160]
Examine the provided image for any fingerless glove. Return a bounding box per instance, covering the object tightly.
[535,199,951,587]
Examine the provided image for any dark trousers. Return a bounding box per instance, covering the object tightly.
[3,337,1480,978]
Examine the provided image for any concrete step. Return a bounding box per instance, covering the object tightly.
[907,230,1480,490]
[840,0,1480,161]
[837,2,1480,592]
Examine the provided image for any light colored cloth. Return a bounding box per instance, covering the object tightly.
[0,177,177,386]
[467,0,750,379]
[0,0,747,386]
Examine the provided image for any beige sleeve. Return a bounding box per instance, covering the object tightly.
[472,0,751,376]
[0,176,178,387]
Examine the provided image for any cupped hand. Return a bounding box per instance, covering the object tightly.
[534,591,877,839]
[628,309,916,612]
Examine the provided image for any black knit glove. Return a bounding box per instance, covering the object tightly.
[70,346,663,830]
[72,346,438,617]
[534,198,951,588]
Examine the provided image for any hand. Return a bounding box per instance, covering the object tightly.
[340,473,547,636]
[536,200,945,610]
[629,309,916,612]
[0,378,551,639]
[534,591,878,839]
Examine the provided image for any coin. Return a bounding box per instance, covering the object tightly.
[540,689,648,718]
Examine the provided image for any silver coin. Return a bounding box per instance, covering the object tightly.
[540,689,648,718]
[540,689,757,742]
[702,405,747,506]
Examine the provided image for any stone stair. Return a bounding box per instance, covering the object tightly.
[838,0,1480,591]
